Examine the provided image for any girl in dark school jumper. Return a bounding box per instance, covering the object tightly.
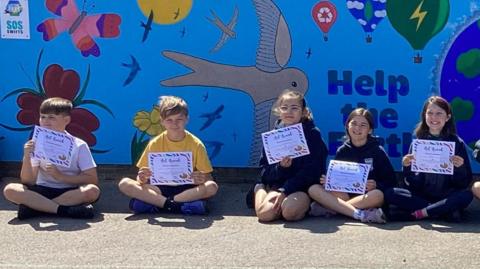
[384,96,473,222]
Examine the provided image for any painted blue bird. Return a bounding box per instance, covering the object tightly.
[204,140,224,160]
[121,55,141,86]
[199,105,224,131]
[141,10,154,42]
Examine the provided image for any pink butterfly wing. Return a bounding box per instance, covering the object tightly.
[37,0,79,40]
[71,27,100,57]
[82,14,121,38]
[71,13,121,57]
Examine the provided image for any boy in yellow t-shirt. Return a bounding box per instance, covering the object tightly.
[119,96,218,214]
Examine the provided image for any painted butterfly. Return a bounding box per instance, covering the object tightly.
[37,0,121,57]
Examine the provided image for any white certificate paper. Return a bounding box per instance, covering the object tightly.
[32,125,75,168]
[411,139,455,175]
[148,152,193,185]
[325,160,370,194]
[261,123,310,165]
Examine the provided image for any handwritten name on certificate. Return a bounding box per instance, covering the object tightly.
[325,160,371,194]
[261,123,310,164]
[148,152,193,185]
[32,125,75,168]
[411,139,455,175]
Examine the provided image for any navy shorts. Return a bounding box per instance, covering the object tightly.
[158,184,196,198]
[27,185,77,200]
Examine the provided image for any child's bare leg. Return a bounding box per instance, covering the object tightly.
[281,191,310,221]
[308,184,356,218]
[172,181,218,202]
[254,185,268,211]
[255,191,282,222]
[53,184,100,206]
[347,189,384,209]
[118,177,166,207]
[4,183,58,213]
[472,182,480,199]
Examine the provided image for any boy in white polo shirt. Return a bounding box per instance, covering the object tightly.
[3,97,100,220]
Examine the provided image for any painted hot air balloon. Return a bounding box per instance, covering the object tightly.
[346,0,387,43]
[387,0,450,63]
[312,1,338,41]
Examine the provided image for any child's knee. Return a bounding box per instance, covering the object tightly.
[471,182,480,198]
[118,177,135,193]
[282,206,306,221]
[369,189,385,203]
[82,184,100,202]
[308,184,323,197]
[204,181,218,198]
[3,183,23,201]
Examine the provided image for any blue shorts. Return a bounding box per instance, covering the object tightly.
[158,184,196,198]
[27,184,77,200]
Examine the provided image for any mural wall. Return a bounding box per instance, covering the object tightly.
[0,0,479,172]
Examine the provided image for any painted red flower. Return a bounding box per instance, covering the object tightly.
[2,50,113,147]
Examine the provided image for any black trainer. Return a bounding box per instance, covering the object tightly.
[66,204,95,219]
[17,204,42,220]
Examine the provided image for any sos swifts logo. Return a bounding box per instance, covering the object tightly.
[1,0,30,39]
[4,0,23,16]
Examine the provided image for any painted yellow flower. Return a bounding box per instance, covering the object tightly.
[133,106,164,136]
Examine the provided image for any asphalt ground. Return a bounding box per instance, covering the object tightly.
[0,177,480,269]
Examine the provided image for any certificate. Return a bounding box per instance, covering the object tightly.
[411,139,455,175]
[32,125,75,168]
[148,152,193,185]
[325,160,370,194]
[261,123,310,164]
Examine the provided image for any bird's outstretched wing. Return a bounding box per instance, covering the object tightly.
[252,0,292,72]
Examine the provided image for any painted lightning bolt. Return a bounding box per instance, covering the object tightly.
[410,0,428,31]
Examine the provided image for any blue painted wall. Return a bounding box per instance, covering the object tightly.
[0,0,479,172]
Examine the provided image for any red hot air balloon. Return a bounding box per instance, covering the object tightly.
[312,1,338,41]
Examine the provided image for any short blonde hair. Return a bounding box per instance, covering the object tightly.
[158,95,189,120]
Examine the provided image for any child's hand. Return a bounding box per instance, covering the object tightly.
[366,179,377,192]
[24,140,35,158]
[402,154,415,167]
[451,155,464,167]
[270,192,286,215]
[279,156,292,168]
[137,167,151,185]
[319,175,326,185]
[191,171,211,185]
[44,163,61,179]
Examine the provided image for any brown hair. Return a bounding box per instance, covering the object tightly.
[414,96,456,138]
[158,95,189,120]
[272,89,313,122]
[39,97,72,116]
[344,108,374,139]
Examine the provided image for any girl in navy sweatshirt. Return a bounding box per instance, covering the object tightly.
[308,108,396,223]
[385,96,473,221]
[252,90,328,222]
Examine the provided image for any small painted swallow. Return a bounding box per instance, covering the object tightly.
[207,6,238,53]
[180,26,186,38]
[204,140,224,160]
[141,10,154,43]
[199,105,224,131]
[121,55,141,86]
[174,8,180,20]
[305,48,312,59]
[202,91,209,102]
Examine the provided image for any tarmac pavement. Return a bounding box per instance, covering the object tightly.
[0,177,480,269]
